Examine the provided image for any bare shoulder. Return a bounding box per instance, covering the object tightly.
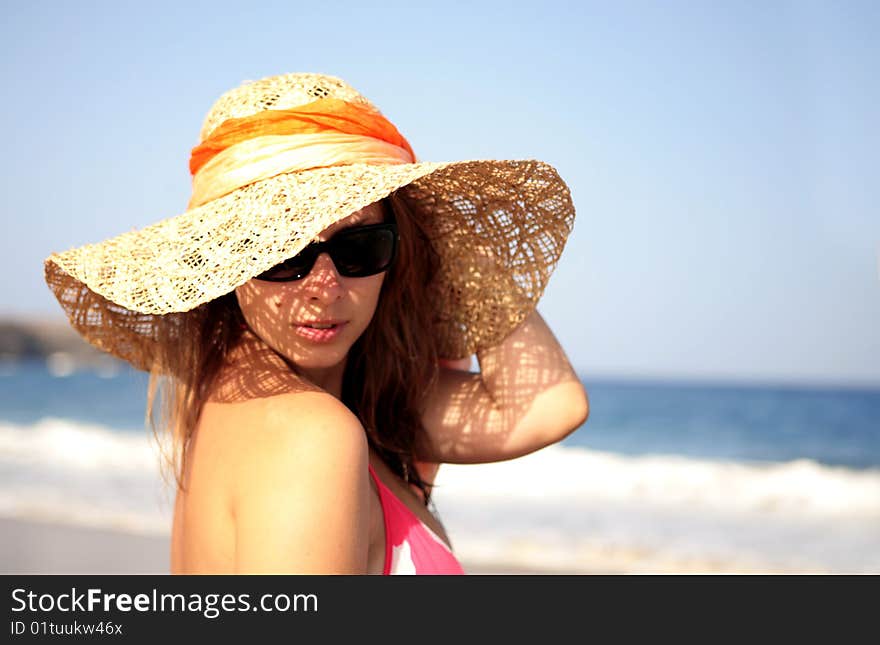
[232,391,367,474]
[229,390,369,497]
[225,391,370,573]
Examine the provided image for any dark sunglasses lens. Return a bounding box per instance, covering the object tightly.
[256,249,316,281]
[254,225,396,282]
[332,228,396,277]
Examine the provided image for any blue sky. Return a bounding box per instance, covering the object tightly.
[2,1,878,387]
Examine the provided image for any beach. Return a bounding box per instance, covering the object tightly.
[0,515,563,575]
[2,516,169,575]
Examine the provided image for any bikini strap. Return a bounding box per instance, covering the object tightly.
[367,462,380,486]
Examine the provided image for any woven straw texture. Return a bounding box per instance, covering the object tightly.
[44,73,576,370]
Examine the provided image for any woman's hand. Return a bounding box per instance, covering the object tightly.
[417,310,589,464]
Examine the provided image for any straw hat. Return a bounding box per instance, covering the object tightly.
[43,72,576,371]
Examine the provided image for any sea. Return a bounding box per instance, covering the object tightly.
[1,359,878,573]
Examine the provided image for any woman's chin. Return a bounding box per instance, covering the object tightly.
[286,351,349,374]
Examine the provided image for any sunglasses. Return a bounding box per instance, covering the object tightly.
[254,221,399,282]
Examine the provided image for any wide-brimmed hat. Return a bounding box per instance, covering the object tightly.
[44,72,576,371]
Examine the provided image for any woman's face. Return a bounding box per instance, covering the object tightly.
[235,202,388,377]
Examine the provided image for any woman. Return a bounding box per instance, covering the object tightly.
[43,72,588,574]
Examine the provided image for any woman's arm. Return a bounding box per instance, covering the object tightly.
[231,391,370,573]
[417,310,589,464]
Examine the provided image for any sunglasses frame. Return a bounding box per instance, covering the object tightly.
[254,219,399,282]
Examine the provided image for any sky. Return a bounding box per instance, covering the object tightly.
[2,0,878,387]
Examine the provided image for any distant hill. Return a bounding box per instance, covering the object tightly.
[0,317,121,368]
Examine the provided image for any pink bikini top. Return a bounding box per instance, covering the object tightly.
[368,463,465,575]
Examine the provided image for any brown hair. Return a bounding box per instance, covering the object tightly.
[341,192,441,503]
[147,191,441,505]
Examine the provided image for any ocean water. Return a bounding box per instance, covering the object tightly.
[1,360,878,573]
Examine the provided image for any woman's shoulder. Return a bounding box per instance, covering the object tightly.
[206,389,369,482]
[251,389,366,449]
[198,330,370,514]
[207,390,370,572]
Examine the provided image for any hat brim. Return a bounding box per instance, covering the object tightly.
[45,159,575,367]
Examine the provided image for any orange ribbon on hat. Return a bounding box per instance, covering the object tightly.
[189,97,415,176]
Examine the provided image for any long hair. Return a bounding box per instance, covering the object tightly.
[146,291,246,498]
[147,190,442,505]
[341,192,441,503]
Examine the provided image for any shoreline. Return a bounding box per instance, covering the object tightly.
[0,515,571,576]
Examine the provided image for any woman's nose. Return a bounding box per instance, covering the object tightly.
[300,252,344,303]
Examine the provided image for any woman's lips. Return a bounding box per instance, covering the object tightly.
[292,321,348,343]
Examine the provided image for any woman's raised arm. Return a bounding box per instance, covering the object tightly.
[417,310,589,464]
